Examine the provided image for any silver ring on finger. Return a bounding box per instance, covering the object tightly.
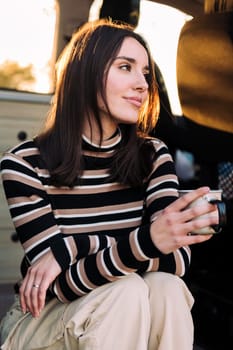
[32,284,40,288]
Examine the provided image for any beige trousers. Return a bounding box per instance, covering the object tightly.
[0,272,194,350]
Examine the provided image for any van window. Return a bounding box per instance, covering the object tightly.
[135,1,192,115]
[0,0,57,94]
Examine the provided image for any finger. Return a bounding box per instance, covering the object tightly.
[179,201,218,225]
[166,187,210,212]
[30,283,41,317]
[20,267,40,316]
[31,274,51,317]
[20,275,34,314]
[181,211,219,235]
[36,279,48,315]
[185,233,213,246]
[29,269,45,317]
[33,279,48,317]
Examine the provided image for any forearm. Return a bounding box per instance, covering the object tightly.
[51,225,164,302]
[145,246,191,276]
[51,235,190,303]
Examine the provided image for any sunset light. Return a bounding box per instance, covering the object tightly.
[0,0,57,93]
[136,1,192,115]
[0,0,191,112]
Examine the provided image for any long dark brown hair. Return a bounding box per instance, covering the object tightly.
[35,19,160,187]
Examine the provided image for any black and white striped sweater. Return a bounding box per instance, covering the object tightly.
[0,132,190,302]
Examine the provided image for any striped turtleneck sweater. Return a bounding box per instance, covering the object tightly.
[0,131,191,302]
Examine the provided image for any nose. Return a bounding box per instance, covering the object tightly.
[134,71,149,91]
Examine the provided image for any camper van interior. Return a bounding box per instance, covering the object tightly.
[0,1,232,349]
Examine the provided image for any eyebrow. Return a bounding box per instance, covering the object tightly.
[114,56,149,70]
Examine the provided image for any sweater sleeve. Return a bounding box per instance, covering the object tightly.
[51,140,191,302]
[0,152,116,270]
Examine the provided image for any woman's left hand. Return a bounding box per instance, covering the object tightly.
[19,250,61,318]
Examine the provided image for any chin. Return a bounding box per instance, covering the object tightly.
[116,115,139,124]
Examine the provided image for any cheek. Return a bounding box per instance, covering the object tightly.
[106,71,126,96]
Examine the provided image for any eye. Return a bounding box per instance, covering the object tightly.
[119,63,131,71]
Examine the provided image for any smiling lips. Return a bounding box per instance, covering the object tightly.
[124,96,143,108]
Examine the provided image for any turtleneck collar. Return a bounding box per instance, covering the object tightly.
[82,127,122,151]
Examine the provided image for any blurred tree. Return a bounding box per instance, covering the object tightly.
[0,60,35,90]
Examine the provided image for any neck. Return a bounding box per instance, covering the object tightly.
[83,117,118,144]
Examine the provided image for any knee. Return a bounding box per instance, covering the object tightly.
[145,271,183,290]
[114,273,149,304]
[109,274,150,324]
[144,272,194,308]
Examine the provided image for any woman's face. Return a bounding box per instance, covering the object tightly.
[99,37,149,128]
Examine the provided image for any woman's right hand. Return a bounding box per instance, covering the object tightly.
[19,250,61,318]
[150,186,218,254]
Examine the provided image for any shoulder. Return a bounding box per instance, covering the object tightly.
[0,139,41,170]
[4,139,38,155]
[144,136,171,155]
[145,136,176,176]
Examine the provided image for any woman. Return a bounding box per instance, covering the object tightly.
[0,19,218,350]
